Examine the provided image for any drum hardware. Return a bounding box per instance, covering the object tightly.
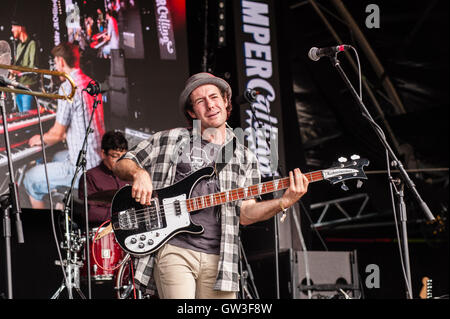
[114,253,146,299]
[51,226,86,299]
[60,228,86,253]
[115,254,134,299]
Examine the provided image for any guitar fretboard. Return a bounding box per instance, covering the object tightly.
[186,170,324,212]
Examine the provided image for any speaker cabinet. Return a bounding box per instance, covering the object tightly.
[106,75,129,121]
[118,7,145,59]
[293,250,361,299]
[247,249,361,299]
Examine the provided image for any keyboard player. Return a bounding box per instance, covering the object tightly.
[23,42,105,209]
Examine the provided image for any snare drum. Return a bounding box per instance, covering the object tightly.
[82,227,125,281]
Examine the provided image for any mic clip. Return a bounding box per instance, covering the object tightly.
[83,80,101,96]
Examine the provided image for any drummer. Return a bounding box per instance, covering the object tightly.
[78,130,129,226]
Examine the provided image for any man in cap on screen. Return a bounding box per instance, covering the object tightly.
[10,17,40,112]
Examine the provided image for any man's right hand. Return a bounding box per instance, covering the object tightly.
[132,168,153,205]
[28,134,42,147]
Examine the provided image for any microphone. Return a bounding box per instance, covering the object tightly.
[0,75,29,90]
[83,80,101,96]
[235,88,259,105]
[308,45,352,61]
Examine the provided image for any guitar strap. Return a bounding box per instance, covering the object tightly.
[13,37,32,66]
[13,37,40,89]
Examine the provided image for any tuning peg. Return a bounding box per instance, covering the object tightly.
[357,180,363,188]
[341,182,349,191]
[338,157,348,163]
[351,154,360,160]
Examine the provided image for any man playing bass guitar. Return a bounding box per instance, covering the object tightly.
[113,72,309,299]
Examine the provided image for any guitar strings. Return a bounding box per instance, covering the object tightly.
[117,173,325,227]
[121,181,286,224]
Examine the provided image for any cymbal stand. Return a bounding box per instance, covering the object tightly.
[56,89,101,299]
[238,239,259,299]
[51,225,86,299]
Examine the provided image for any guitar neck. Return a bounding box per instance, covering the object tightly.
[186,170,324,212]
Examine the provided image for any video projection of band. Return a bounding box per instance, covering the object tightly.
[0,0,189,210]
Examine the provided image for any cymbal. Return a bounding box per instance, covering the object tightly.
[87,189,118,202]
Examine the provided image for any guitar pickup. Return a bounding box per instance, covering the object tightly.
[174,200,181,216]
[163,194,186,216]
[118,208,138,230]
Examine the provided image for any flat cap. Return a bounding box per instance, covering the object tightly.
[179,72,232,111]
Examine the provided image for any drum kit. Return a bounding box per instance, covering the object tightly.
[52,189,144,299]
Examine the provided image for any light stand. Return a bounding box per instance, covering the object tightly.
[1,90,25,299]
[327,52,435,299]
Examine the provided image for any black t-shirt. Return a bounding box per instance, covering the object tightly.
[168,137,222,255]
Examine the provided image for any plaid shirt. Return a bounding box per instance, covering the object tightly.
[56,68,105,169]
[121,125,261,294]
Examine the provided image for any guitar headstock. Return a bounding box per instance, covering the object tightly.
[419,276,433,299]
[323,155,370,188]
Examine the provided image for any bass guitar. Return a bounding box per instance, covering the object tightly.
[111,155,369,256]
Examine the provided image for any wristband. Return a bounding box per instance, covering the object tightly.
[279,200,287,223]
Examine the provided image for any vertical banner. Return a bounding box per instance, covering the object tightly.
[233,0,286,178]
[154,0,177,60]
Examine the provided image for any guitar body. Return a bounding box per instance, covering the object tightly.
[111,166,214,256]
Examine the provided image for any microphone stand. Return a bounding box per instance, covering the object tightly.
[0,90,25,299]
[327,53,435,299]
[59,92,101,300]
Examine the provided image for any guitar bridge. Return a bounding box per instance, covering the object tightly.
[118,208,138,230]
[143,198,165,230]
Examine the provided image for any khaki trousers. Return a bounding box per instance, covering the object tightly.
[153,244,237,299]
